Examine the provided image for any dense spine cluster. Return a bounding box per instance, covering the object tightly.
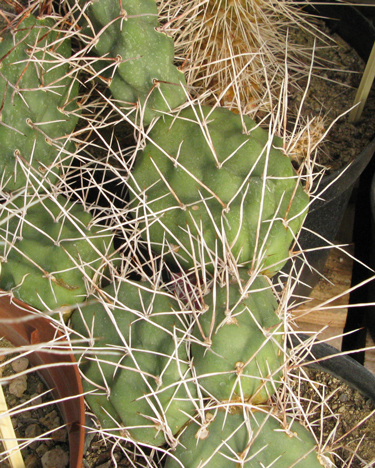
[157,0,315,117]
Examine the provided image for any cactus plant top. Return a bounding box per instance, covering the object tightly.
[70,0,187,125]
[0,14,79,192]
[0,196,115,313]
[129,106,309,275]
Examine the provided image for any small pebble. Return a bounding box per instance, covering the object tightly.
[25,423,42,449]
[8,374,28,398]
[366,399,374,409]
[96,461,112,468]
[18,410,32,420]
[51,427,68,443]
[29,392,43,407]
[41,446,69,468]
[12,357,29,373]
[36,443,49,458]
[25,453,40,468]
[339,393,349,403]
[40,410,60,429]
[7,396,18,407]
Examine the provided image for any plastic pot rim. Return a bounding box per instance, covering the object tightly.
[289,332,375,404]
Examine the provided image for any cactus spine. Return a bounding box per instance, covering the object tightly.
[71,280,197,446]
[158,0,316,118]
[164,408,325,468]
[191,275,283,404]
[0,195,115,312]
[68,0,187,125]
[128,105,308,275]
[0,14,79,192]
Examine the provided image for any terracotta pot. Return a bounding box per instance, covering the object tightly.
[0,293,85,468]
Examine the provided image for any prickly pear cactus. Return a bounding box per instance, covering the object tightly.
[164,408,325,468]
[191,275,283,403]
[69,0,186,125]
[128,106,309,275]
[0,196,115,312]
[71,280,197,446]
[0,15,79,192]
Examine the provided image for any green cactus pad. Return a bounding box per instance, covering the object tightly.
[164,409,326,468]
[0,15,79,192]
[0,196,115,312]
[71,280,197,446]
[72,0,186,125]
[128,106,309,276]
[191,275,283,403]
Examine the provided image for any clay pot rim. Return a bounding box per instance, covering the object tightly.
[0,292,85,468]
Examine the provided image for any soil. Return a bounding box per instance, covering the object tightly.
[289,19,375,174]
[292,367,375,468]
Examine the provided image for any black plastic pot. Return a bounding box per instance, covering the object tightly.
[289,333,375,404]
[366,173,375,341]
[286,2,375,298]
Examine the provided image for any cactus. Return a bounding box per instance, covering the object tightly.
[68,0,186,125]
[0,2,351,467]
[71,280,197,446]
[191,275,283,403]
[0,14,79,192]
[128,105,308,276]
[164,408,326,468]
[0,196,115,312]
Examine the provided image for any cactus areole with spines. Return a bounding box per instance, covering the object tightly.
[0,15,79,192]
[129,106,309,275]
[0,196,115,312]
[71,281,197,446]
[70,0,187,124]
[191,275,283,403]
[164,409,325,468]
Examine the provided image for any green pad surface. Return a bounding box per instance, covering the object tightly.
[165,409,325,468]
[0,196,115,311]
[129,106,309,275]
[71,280,197,446]
[0,15,79,192]
[191,275,283,403]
